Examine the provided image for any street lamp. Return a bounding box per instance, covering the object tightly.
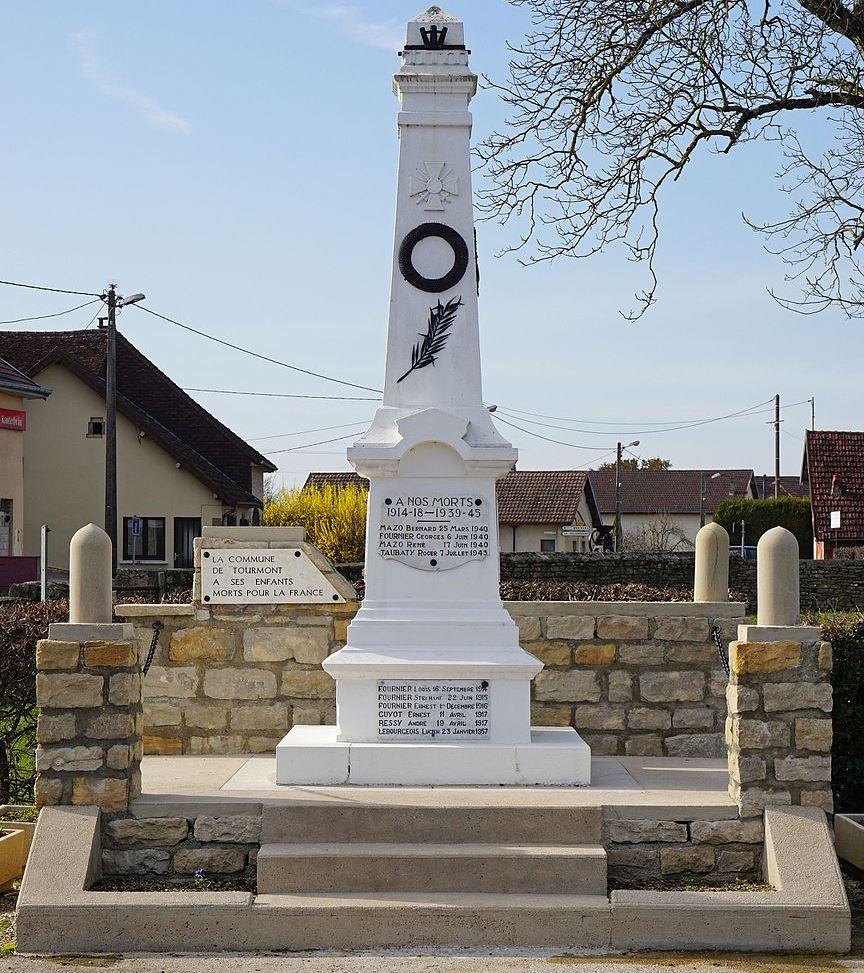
[699,471,721,528]
[615,440,640,553]
[104,287,146,577]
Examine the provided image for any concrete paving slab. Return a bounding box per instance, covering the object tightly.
[137,755,736,819]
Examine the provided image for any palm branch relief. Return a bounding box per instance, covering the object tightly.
[396,295,463,383]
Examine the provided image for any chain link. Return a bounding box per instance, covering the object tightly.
[142,621,163,677]
[711,624,730,678]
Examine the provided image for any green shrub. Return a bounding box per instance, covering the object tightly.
[0,600,67,804]
[713,496,813,555]
[813,611,864,813]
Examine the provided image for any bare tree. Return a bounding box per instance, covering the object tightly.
[478,1,864,318]
[625,514,695,552]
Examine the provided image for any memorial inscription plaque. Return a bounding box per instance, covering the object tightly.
[200,548,345,604]
[377,679,490,739]
[377,492,490,570]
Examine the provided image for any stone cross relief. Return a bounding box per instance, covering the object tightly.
[409,161,459,211]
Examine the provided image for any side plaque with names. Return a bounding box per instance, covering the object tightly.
[200,548,345,604]
[377,492,490,571]
[377,679,490,739]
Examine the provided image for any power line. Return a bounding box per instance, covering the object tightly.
[492,415,615,450]
[0,298,101,326]
[266,429,368,456]
[185,387,380,402]
[133,305,382,394]
[247,420,372,442]
[0,278,102,298]
[496,399,775,436]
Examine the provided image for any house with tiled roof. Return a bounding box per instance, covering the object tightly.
[588,469,757,549]
[802,430,864,559]
[0,356,51,584]
[305,470,604,553]
[0,330,275,571]
[755,474,809,500]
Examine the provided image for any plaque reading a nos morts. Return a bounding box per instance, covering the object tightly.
[377,493,490,571]
[377,680,490,739]
[200,549,345,604]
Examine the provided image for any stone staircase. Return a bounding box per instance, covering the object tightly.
[254,801,611,949]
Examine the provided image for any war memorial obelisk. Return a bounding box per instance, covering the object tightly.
[277,6,590,785]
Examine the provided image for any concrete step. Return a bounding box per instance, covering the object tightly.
[256,841,607,895]
[251,892,612,949]
[260,801,602,844]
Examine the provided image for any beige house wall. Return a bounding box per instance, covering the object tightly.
[0,390,26,555]
[500,496,597,553]
[23,364,225,570]
[596,511,701,549]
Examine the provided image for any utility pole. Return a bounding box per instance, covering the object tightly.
[615,442,623,553]
[101,285,146,578]
[774,393,781,499]
[104,284,118,576]
[810,396,815,431]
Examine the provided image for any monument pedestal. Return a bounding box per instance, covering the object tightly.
[277,725,590,786]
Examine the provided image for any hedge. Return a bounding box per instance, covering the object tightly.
[713,496,813,555]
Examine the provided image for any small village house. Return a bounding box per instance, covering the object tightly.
[587,469,758,549]
[0,330,275,571]
[803,430,864,559]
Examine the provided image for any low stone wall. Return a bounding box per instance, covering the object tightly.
[119,601,745,758]
[605,816,763,886]
[496,552,864,612]
[34,637,142,811]
[726,634,833,817]
[101,809,259,879]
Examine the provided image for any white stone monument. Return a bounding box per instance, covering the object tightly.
[277,6,590,785]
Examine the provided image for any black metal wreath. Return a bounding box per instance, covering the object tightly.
[398,222,470,293]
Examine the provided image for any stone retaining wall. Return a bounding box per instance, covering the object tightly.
[118,601,745,758]
[496,552,864,612]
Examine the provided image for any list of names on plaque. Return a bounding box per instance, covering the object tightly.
[377,680,490,739]
[377,493,490,571]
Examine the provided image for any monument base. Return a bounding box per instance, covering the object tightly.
[275,725,591,786]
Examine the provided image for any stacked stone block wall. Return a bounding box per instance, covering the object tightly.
[605,816,763,886]
[101,809,260,880]
[118,601,745,758]
[497,552,864,612]
[34,638,143,811]
[726,637,833,817]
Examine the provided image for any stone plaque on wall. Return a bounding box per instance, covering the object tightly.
[200,548,345,604]
[377,493,490,571]
[377,679,490,739]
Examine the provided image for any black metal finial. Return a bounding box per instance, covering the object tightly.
[419,24,448,49]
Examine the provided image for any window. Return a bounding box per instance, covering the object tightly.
[122,517,166,561]
[87,417,105,438]
[540,538,556,553]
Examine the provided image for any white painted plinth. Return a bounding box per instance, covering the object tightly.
[276,725,591,786]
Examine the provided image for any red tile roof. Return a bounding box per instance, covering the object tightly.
[754,474,809,499]
[0,357,50,399]
[0,330,275,506]
[305,470,602,527]
[588,469,756,515]
[803,431,864,542]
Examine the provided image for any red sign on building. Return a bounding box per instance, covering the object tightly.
[0,408,26,432]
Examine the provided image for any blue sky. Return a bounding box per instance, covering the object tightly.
[1,1,860,487]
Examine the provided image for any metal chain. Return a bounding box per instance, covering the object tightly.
[142,621,163,677]
[711,624,730,677]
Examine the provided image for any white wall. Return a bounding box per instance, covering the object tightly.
[23,364,230,569]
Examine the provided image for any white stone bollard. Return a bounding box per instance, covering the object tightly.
[756,526,800,626]
[693,522,729,603]
[68,523,113,624]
